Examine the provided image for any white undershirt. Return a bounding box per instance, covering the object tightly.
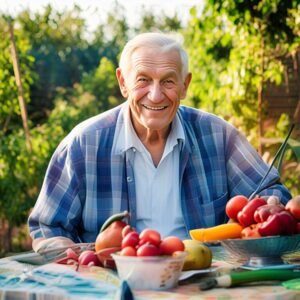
[123,107,188,239]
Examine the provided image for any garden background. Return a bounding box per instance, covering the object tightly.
[0,0,299,255]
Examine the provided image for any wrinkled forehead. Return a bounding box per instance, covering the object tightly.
[125,46,183,76]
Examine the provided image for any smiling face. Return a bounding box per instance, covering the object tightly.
[116,46,192,138]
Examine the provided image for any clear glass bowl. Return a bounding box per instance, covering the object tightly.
[111,252,187,290]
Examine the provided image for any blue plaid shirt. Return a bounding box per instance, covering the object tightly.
[28,102,291,243]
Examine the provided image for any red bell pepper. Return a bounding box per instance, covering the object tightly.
[237,197,266,227]
[277,211,297,235]
[258,211,297,237]
[257,214,282,236]
[254,204,285,223]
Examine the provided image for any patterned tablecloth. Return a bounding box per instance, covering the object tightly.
[135,284,299,300]
[0,247,299,300]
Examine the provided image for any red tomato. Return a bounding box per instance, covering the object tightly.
[122,225,133,238]
[225,195,248,221]
[120,246,137,256]
[285,196,300,221]
[159,236,185,255]
[121,231,139,248]
[138,238,148,247]
[237,197,266,227]
[139,229,161,246]
[136,244,160,256]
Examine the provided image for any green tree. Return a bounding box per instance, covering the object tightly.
[0,17,36,252]
[0,85,100,253]
[15,5,99,123]
[93,2,129,66]
[184,0,299,146]
[82,57,122,111]
[183,0,299,194]
[0,16,35,133]
[134,8,182,33]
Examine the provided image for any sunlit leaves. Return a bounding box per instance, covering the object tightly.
[0,17,34,132]
[184,0,298,142]
[82,57,122,111]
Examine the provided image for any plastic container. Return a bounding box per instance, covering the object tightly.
[111,252,187,290]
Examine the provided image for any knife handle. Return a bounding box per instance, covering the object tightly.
[217,269,300,287]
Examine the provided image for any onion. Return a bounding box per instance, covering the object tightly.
[78,250,100,266]
[55,247,79,264]
[66,248,79,261]
[267,195,282,206]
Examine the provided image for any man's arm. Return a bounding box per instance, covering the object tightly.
[225,125,292,203]
[28,136,85,248]
[32,236,75,252]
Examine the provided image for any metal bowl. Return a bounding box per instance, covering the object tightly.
[220,234,300,268]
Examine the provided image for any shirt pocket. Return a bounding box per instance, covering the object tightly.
[199,192,228,227]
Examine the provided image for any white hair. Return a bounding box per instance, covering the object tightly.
[119,32,189,79]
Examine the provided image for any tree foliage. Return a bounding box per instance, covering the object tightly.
[0,17,35,133]
[134,10,182,33]
[184,0,299,145]
[16,5,98,123]
[183,0,299,195]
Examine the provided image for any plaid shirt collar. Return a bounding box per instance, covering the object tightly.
[114,101,185,154]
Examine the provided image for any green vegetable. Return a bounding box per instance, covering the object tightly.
[100,210,129,233]
[217,269,300,287]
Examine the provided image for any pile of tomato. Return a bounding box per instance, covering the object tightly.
[120,226,185,256]
[56,226,186,267]
[226,195,300,238]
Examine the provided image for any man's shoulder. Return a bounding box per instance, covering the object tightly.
[178,105,230,128]
[71,104,123,136]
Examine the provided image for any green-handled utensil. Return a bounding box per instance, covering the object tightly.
[199,269,300,290]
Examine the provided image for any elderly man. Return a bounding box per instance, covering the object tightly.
[28,32,291,252]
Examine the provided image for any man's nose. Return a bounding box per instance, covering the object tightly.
[148,83,164,102]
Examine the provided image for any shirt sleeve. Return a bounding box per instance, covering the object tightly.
[225,124,292,204]
[28,135,86,242]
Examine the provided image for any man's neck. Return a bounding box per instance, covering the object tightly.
[132,121,171,167]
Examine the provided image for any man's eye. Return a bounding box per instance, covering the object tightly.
[163,79,175,85]
[138,78,147,82]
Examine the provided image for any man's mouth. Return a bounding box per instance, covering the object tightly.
[142,104,168,111]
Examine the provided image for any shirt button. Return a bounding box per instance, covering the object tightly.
[127,176,133,182]
[132,148,136,152]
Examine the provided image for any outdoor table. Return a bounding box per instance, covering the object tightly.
[0,246,299,300]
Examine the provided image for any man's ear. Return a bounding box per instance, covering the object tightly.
[180,72,192,99]
[116,68,128,98]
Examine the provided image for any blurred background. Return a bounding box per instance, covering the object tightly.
[0,0,299,255]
